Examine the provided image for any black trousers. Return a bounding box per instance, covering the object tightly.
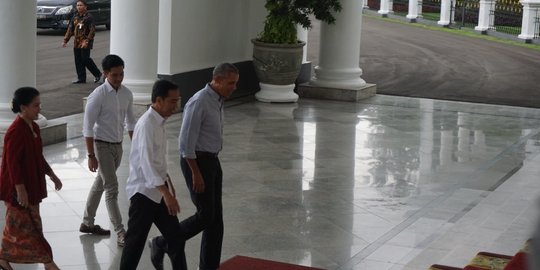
[179,156,223,270]
[119,193,187,270]
[73,48,100,82]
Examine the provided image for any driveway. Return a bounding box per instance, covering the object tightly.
[37,16,540,119]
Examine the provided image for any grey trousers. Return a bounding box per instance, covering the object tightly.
[82,141,124,233]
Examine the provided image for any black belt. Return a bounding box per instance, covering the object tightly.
[95,139,122,145]
[195,151,219,158]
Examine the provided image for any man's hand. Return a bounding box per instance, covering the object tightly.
[163,193,180,216]
[88,156,98,172]
[192,172,205,193]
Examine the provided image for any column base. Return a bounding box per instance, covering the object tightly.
[518,34,534,43]
[255,83,299,103]
[297,83,377,102]
[437,20,451,26]
[475,26,489,34]
[39,119,67,146]
[0,119,66,150]
[311,76,367,90]
[378,10,390,17]
[123,79,154,98]
[133,98,152,118]
[406,15,418,22]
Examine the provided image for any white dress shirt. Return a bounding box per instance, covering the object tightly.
[82,79,136,142]
[125,107,168,203]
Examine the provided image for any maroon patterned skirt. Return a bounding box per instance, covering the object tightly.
[0,203,53,263]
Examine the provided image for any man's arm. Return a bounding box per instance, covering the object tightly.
[125,94,136,139]
[85,137,98,172]
[83,90,101,172]
[83,15,96,48]
[62,16,74,47]
[186,158,205,193]
[156,185,179,216]
[137,120,178,214]
[179,100,206,193]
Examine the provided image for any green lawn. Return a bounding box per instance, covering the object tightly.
[421,12,440,21]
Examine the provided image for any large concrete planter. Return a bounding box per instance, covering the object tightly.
[251,39,306,102]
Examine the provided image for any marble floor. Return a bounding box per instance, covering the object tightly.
[2,95,539,269]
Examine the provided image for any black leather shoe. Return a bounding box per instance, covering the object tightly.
[148,237,165,270]
[72,80,86,84]
[79,223,111,235]
[94,74,101,83]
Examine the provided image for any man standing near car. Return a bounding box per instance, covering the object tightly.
[80,54,135,247]
[62,0,102,84]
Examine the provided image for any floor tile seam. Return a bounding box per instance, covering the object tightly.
[362,256,409,266]
[336,188,463,269]
[464,128,540,187]
[354,98,540,120]
[40,199,82,217]
[445,192,489,225]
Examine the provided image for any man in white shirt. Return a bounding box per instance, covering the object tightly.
[80,54,136,247]
[119,80,186,270]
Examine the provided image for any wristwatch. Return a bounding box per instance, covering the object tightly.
[88,153,96,158]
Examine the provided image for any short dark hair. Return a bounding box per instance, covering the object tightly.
[212,63,239,78]
[102,54,124,72]
[11,87,39,114]
[152,79,178,103]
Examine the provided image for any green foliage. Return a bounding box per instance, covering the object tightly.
[258,0,342,44]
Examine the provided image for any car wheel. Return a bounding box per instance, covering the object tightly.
[105,23,110,30]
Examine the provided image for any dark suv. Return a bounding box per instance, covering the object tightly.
[36,0,111,30]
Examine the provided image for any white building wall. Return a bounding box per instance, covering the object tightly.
[158,0,266,75]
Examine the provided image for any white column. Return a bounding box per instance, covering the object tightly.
[110,0,159,102]
[0,1,47,129]
[297,25,309,63]
[438,0,453,25]
[379,0,391,16]
[407,0,420,21]
[418,99,433,184]
[472,130,486,158]
[457,127,470,162]
[364,0,370,9]
[518,0,540,41]
[475,0,496,32]
[312,0,366,89]
[439,130,453,166]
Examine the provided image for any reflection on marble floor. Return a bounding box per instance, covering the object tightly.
[2,95,540,269]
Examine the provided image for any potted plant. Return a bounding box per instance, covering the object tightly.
[252,0,342,102]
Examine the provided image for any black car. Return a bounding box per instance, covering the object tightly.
[36,0,111,30]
